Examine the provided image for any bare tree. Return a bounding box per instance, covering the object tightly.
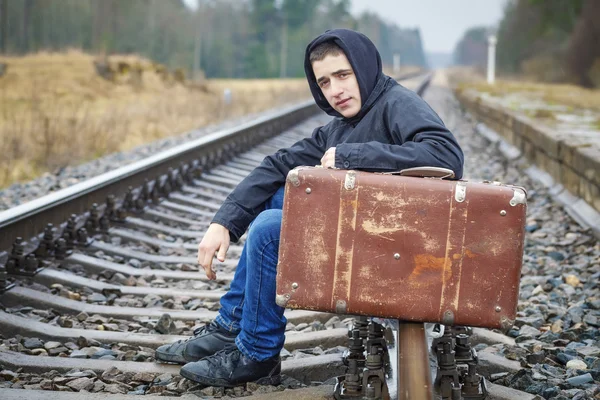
[565,0,600,88]
[0,0,7,53]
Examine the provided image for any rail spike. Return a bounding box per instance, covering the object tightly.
[0,262,15,293]
[5,237,45,276]
[34,223,56,259]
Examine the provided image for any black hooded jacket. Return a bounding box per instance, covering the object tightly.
[212,29,464,242]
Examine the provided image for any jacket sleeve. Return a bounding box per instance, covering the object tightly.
[334,88,464,178]
[211,126,328,242]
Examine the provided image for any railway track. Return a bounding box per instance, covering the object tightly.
[0,73,566,400]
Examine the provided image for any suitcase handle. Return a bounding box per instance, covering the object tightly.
[383,166,455,179]
[311,165,455,179]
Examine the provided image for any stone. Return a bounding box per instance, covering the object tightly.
[565,373,593,386]
[43,341,62,350]
[30,348,48,356]
[53,377,77,385]
[551,320,564,333]
[24,384,42,390]
[0,370,18,381]
[104,383,127,394]
[576,346,600,358]
[566,359,588,370]
[515,316,546,329]
[48,346,69,356]
[88,293,107,303]
[40,379,53,390]
[526,351,546,365]
[325,316,341,328]
[155,313,175,334]
[92,380,105,392]
[490,372,509,382]
[285,323,296,331]
[66,377,95,391]
[132,372,156,383]
[22,338,44,349]
[519,325,542,337]
[101,366,122,381]
[583,314,598,327]
[294,323,308,331]
[565,275,580,287]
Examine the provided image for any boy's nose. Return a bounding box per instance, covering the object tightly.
[330,81,344,97]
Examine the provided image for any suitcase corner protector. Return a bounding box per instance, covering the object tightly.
[287,169,300,187]
[500,316,515,331]
[276,293,291,307]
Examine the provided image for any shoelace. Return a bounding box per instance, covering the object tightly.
[205,345,239,367]
[170,323,217,346]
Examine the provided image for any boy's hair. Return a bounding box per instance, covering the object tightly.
[309,41,344,63]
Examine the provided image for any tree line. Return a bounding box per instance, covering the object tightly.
[452,0,599,88]
[0,0,427,79]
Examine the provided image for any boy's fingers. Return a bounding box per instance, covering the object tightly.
[217,242,228,262]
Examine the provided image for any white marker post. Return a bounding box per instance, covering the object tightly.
[222,88,232,118]
[393,53,401,75]
[487,35,497,85]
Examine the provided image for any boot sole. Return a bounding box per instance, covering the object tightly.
[180,367,281,388]
[154,350,188,365]
[155,334,236,365]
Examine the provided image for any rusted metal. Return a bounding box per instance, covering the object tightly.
[87,240,237,266]
[168,192,222,210]
[334,319,389,399]
[32,268,226,299]
[0,311,348,350]
[276,167,527,329]
[0,101,318,252]
[0,348,345,390]
[1,286,334,325]
[0,73,454,398]
[62,253,235,282]
[398,322,432,400]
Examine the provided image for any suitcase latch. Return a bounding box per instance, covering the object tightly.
[287,169,301,187]
[455,182,467,203]
[510,188,526,206]
[344,171,356,190]
[336,299,347,313]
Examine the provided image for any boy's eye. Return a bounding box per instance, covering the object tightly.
[319,81,329,88]
[339,73,347,78]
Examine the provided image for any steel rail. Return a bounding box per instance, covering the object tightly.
[0,71,431,252]
[0,72,538,399]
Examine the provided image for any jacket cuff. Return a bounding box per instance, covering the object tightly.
[335,143,362,169]
[212,200,254,243]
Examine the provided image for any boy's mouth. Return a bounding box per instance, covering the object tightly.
[336,98,351,106]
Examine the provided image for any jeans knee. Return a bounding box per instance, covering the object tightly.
[248,209,282,242]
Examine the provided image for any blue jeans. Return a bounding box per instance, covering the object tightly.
[215,186,286,362]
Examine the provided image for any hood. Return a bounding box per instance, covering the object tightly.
[304,29,386,121]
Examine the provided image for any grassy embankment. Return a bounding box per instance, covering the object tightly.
[0,50,311,189]
[448,67,600,118]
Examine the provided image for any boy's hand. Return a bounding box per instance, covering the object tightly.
[197,223,230,280]
[320,147,336,168]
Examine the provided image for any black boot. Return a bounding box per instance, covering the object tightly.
[155,321,237,364]
[180,346,281,387]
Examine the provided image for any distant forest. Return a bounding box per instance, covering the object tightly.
[0,0,428,78]
[453,0,600,87]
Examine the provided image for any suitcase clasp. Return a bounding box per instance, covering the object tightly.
[344,171,356,190]
[510,188,527,206]
[275,293,291,307]
[383,166,455,179]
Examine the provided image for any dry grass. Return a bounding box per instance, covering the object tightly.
[447,66,600,113]
[0,50,311,188]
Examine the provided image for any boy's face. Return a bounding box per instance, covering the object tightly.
[312,52,361,118]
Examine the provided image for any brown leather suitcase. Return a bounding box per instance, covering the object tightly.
[275,166,527,330]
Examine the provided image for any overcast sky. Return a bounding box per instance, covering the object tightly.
[183,0,507,54]
[350,0,507,54]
